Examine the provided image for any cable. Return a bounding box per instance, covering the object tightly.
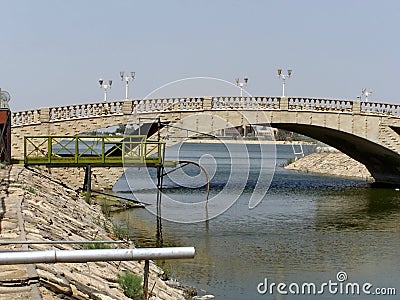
[160,122,217,139]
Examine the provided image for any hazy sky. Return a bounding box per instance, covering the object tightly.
[2,0,399,111]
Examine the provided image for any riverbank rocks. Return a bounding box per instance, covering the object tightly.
[0,165,186,300]
[285,151,373,181]
[42,167,125,190]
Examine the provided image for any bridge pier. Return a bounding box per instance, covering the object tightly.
[280,97,289,110]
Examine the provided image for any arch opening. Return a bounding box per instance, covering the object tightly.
[271,123,400,186]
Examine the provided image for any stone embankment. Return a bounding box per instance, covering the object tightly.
[0,165,186,300]
[49,167,124,191]
[285,148,373,181]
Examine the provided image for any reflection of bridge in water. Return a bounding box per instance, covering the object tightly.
[11,96,400,185]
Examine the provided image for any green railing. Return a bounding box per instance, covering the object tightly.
[23,135,164,167]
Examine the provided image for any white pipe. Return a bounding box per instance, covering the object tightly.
[0,247,195,265]
[0,240,125,245]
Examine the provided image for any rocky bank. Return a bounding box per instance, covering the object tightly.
[0,165,187,300]
[285,150,373,181]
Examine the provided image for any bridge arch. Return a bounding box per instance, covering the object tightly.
[271,123,400,185]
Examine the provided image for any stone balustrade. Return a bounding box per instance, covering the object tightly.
[132,97,204,113]
[360,101,400,116]
[10,96,400,127]
[49,101,124,122]
[288,97,353,112]
[12,109,40,126]
[212,96,280,110]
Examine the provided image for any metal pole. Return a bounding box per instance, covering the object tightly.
[143,260,149,300]
[0,247,195,265]
[156,166,163,218]
[86,165,91,195]
[156,214,163,248]
[282,77,286,97]
[156,166,163,248]
[125,79,129,100]
[157,117,161,143]
[104,87,107,102]
[156,128,165,248]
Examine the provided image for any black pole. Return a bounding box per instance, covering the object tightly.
[155,119,164,247]
[157,117,161,143]
[156,165,163,247]
[83,165,92,196]
[143,260,149,300]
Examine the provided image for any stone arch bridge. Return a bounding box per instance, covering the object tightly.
[11,96,400,185]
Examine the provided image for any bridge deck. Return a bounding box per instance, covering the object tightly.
[23,135,173,168]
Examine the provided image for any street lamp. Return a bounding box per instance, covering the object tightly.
[277,69,292,97]
[361,88,373,102]
[235,76,248,97]
[99,79,112,102]
[120,71,136,100]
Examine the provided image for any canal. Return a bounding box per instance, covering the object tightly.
[112,143,399,299]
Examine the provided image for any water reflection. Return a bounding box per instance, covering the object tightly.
[314,187,400,231]
[112,143,400,299]
[113,178,400,299]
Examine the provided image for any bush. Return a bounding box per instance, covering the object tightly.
[112,223,130,240]
[81,191,92,204]
[101,200,112,217]
[83,242,113,250]
[286,157,295,165]
[25,186,36,194]
[117,271,143,299]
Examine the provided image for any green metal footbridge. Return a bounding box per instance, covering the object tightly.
[22,135,208,206]
[23,135,169,168]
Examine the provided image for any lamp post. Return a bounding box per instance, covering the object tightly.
[99,79,112,102]
[120,71,136,100]
[277,69,292,97]
[361,88,373,102]
[235,76,248,97]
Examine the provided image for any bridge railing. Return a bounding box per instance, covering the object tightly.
[132,97,204,113]
[121,136,163,165]
[11,101,125,127]
[49,101,124,121]
[11,96,400,128]
[12,109,41,126]
[212,96,281,110]
[288,97,354,112]
[360,101,400,116]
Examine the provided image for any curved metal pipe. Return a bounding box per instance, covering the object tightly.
[178,160,210,204]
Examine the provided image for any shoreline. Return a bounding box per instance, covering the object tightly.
[0,165,188,299]
[284,151,373,181]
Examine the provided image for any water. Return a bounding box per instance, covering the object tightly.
[112,143,400,299]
